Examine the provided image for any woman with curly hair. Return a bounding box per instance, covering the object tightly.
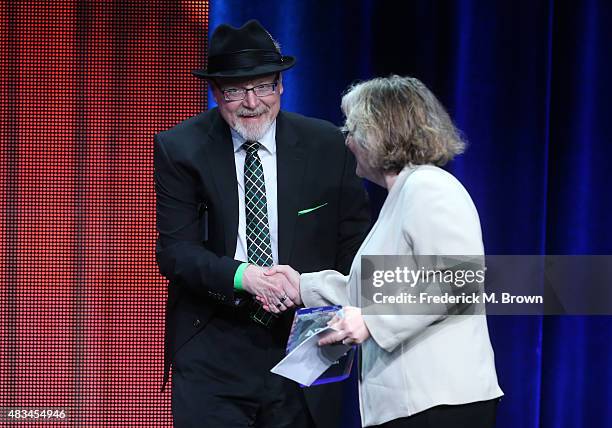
[268,75,503,428]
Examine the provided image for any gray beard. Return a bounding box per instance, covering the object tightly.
[233,116,274,142]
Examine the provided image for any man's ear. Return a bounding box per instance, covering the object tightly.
[277,73,284,95]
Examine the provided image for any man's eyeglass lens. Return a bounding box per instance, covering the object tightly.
[223,82,277,101]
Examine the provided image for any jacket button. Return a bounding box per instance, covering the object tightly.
[193,319,201,328]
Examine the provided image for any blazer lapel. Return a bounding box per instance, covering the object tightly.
[202,109,239,257]
[275,112,306,264]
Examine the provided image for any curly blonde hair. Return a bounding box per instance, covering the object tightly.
[341,75,466,173]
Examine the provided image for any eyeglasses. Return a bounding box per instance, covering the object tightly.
[340,126,354,141]
[220,81,279,102]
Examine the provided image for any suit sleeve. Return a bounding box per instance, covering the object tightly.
[300,270,351,308]
[363,171,485,352]
[154,133,240,302]
[335,144,371,274]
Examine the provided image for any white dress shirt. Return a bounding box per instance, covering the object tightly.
[231,122,279,265]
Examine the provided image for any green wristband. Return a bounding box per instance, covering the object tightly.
[233,262,249,290]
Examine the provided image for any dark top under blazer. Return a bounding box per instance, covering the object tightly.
[154,107,370,426]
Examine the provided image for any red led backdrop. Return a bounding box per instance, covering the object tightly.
[0,1,208,425]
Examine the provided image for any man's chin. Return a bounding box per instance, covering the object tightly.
[234,117,273,141]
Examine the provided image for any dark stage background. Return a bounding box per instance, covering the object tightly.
[211,1,612,427]
[2,0,612,427]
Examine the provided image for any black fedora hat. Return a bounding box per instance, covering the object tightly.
[192,20,296,79]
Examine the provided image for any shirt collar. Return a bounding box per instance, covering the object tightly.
[231,119,277,154]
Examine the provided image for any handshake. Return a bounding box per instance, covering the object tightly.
[242,265,301,314]
[243,264,372,346]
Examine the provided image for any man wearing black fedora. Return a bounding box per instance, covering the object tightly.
[154,20,369,428]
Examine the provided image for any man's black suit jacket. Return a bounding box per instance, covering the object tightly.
[154,107,370,427]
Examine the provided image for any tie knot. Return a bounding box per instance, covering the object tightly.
[243,141,261,154]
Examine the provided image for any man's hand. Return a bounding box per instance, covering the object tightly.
[264,265,301,305]
[242,265,297,314]
[318,307,370,346]
[253,265,301,313]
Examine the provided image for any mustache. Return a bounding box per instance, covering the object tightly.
[236,105,270,118]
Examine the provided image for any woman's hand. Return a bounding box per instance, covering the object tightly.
[318,306,370,346]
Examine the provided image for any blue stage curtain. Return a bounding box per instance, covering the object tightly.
[209,1,612,427]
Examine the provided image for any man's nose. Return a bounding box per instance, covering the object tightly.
[242,89,259,109]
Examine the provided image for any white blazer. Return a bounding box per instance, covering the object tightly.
[300,164,503,427]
